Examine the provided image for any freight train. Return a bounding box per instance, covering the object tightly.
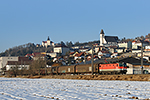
[48,62,127,75]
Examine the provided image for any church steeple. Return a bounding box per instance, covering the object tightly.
[47,36,50,40]
[100,29,104,34]
[100,29,105,46]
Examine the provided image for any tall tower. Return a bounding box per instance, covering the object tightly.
[47,36,50,46]
[100,29,104,46]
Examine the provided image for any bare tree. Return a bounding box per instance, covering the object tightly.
[30,56,46,75]
[9,63,19,77]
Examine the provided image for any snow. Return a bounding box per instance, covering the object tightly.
[0,78,150,100]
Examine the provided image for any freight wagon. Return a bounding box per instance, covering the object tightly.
[50,64,96,75]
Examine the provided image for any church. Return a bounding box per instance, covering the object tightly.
[100,29,118,47]
[42,36,54,47]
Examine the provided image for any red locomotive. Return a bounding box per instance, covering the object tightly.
[99,63,127,74]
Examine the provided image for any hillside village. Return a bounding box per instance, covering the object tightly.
[1,29,150,76]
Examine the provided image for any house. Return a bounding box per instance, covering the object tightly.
[46,52,58,58]
[132,40,149,48]
[87,49,93,54]
[42,36,54,47]
[32,53,46,60]
[116,47,126,53]
[72,51,80,57]
[36,44,40,47]
[71,46,80,49]
[107,46,117,53]
[118,42,128,48]
[100,29,118,47]
[93,43,99,47]
[143,56,150,62]
[25,52,45,60]
[54,45,70,56]
[87,55,92,61]
[132,49,141,53]
[98,50,110,58]
[74,52,85,60]
[137,51,150,57]
[25,54,33,58]
[6,61,32,71]
[79,47,90,52]
[145,38,150,42]
[111,53,118,58]
[145,45,150,51]
[0,57,18,73]
[0,57,31,73]
[69,52,75,57]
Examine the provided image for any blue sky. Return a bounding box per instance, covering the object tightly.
[0,0,150,53]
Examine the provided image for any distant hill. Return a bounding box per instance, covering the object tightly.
[0,40,100,57]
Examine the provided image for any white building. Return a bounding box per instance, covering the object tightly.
[132,40,149,48]
[0,57,18,72]
[46,52,58,58]
[118,42,128,48]
[6,61,30,71]
[42,36,54,47]
[0,57,31,73]
[145,45,150,52]
[54,46,70,56]
[100,29,118,47]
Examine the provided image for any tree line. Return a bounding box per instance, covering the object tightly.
[0,40,100,57]
[0,43,53,57]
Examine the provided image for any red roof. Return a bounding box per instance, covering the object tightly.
[75,52,85,57]
[70,52,75,55]
[18,57,31,61]
[132,40,136,43]
[32,52,42,57]
[101,50,109,53]
[25,54,32,57]
[42,41,47,43]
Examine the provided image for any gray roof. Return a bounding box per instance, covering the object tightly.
[94,57,150,65]
[105,36,118,42]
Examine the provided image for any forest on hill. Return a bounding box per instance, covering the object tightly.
[0,43,53,57]
[0,40,99,57]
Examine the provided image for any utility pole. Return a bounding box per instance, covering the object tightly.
[141,41,143,74]
[91,45,94,75]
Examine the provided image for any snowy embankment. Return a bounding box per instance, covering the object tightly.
[0,78,150,100]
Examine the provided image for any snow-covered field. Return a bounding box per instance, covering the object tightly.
[0,78,150,100]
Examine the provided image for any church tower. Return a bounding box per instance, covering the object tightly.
[100,29,104,46]
[47,36,50,46]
